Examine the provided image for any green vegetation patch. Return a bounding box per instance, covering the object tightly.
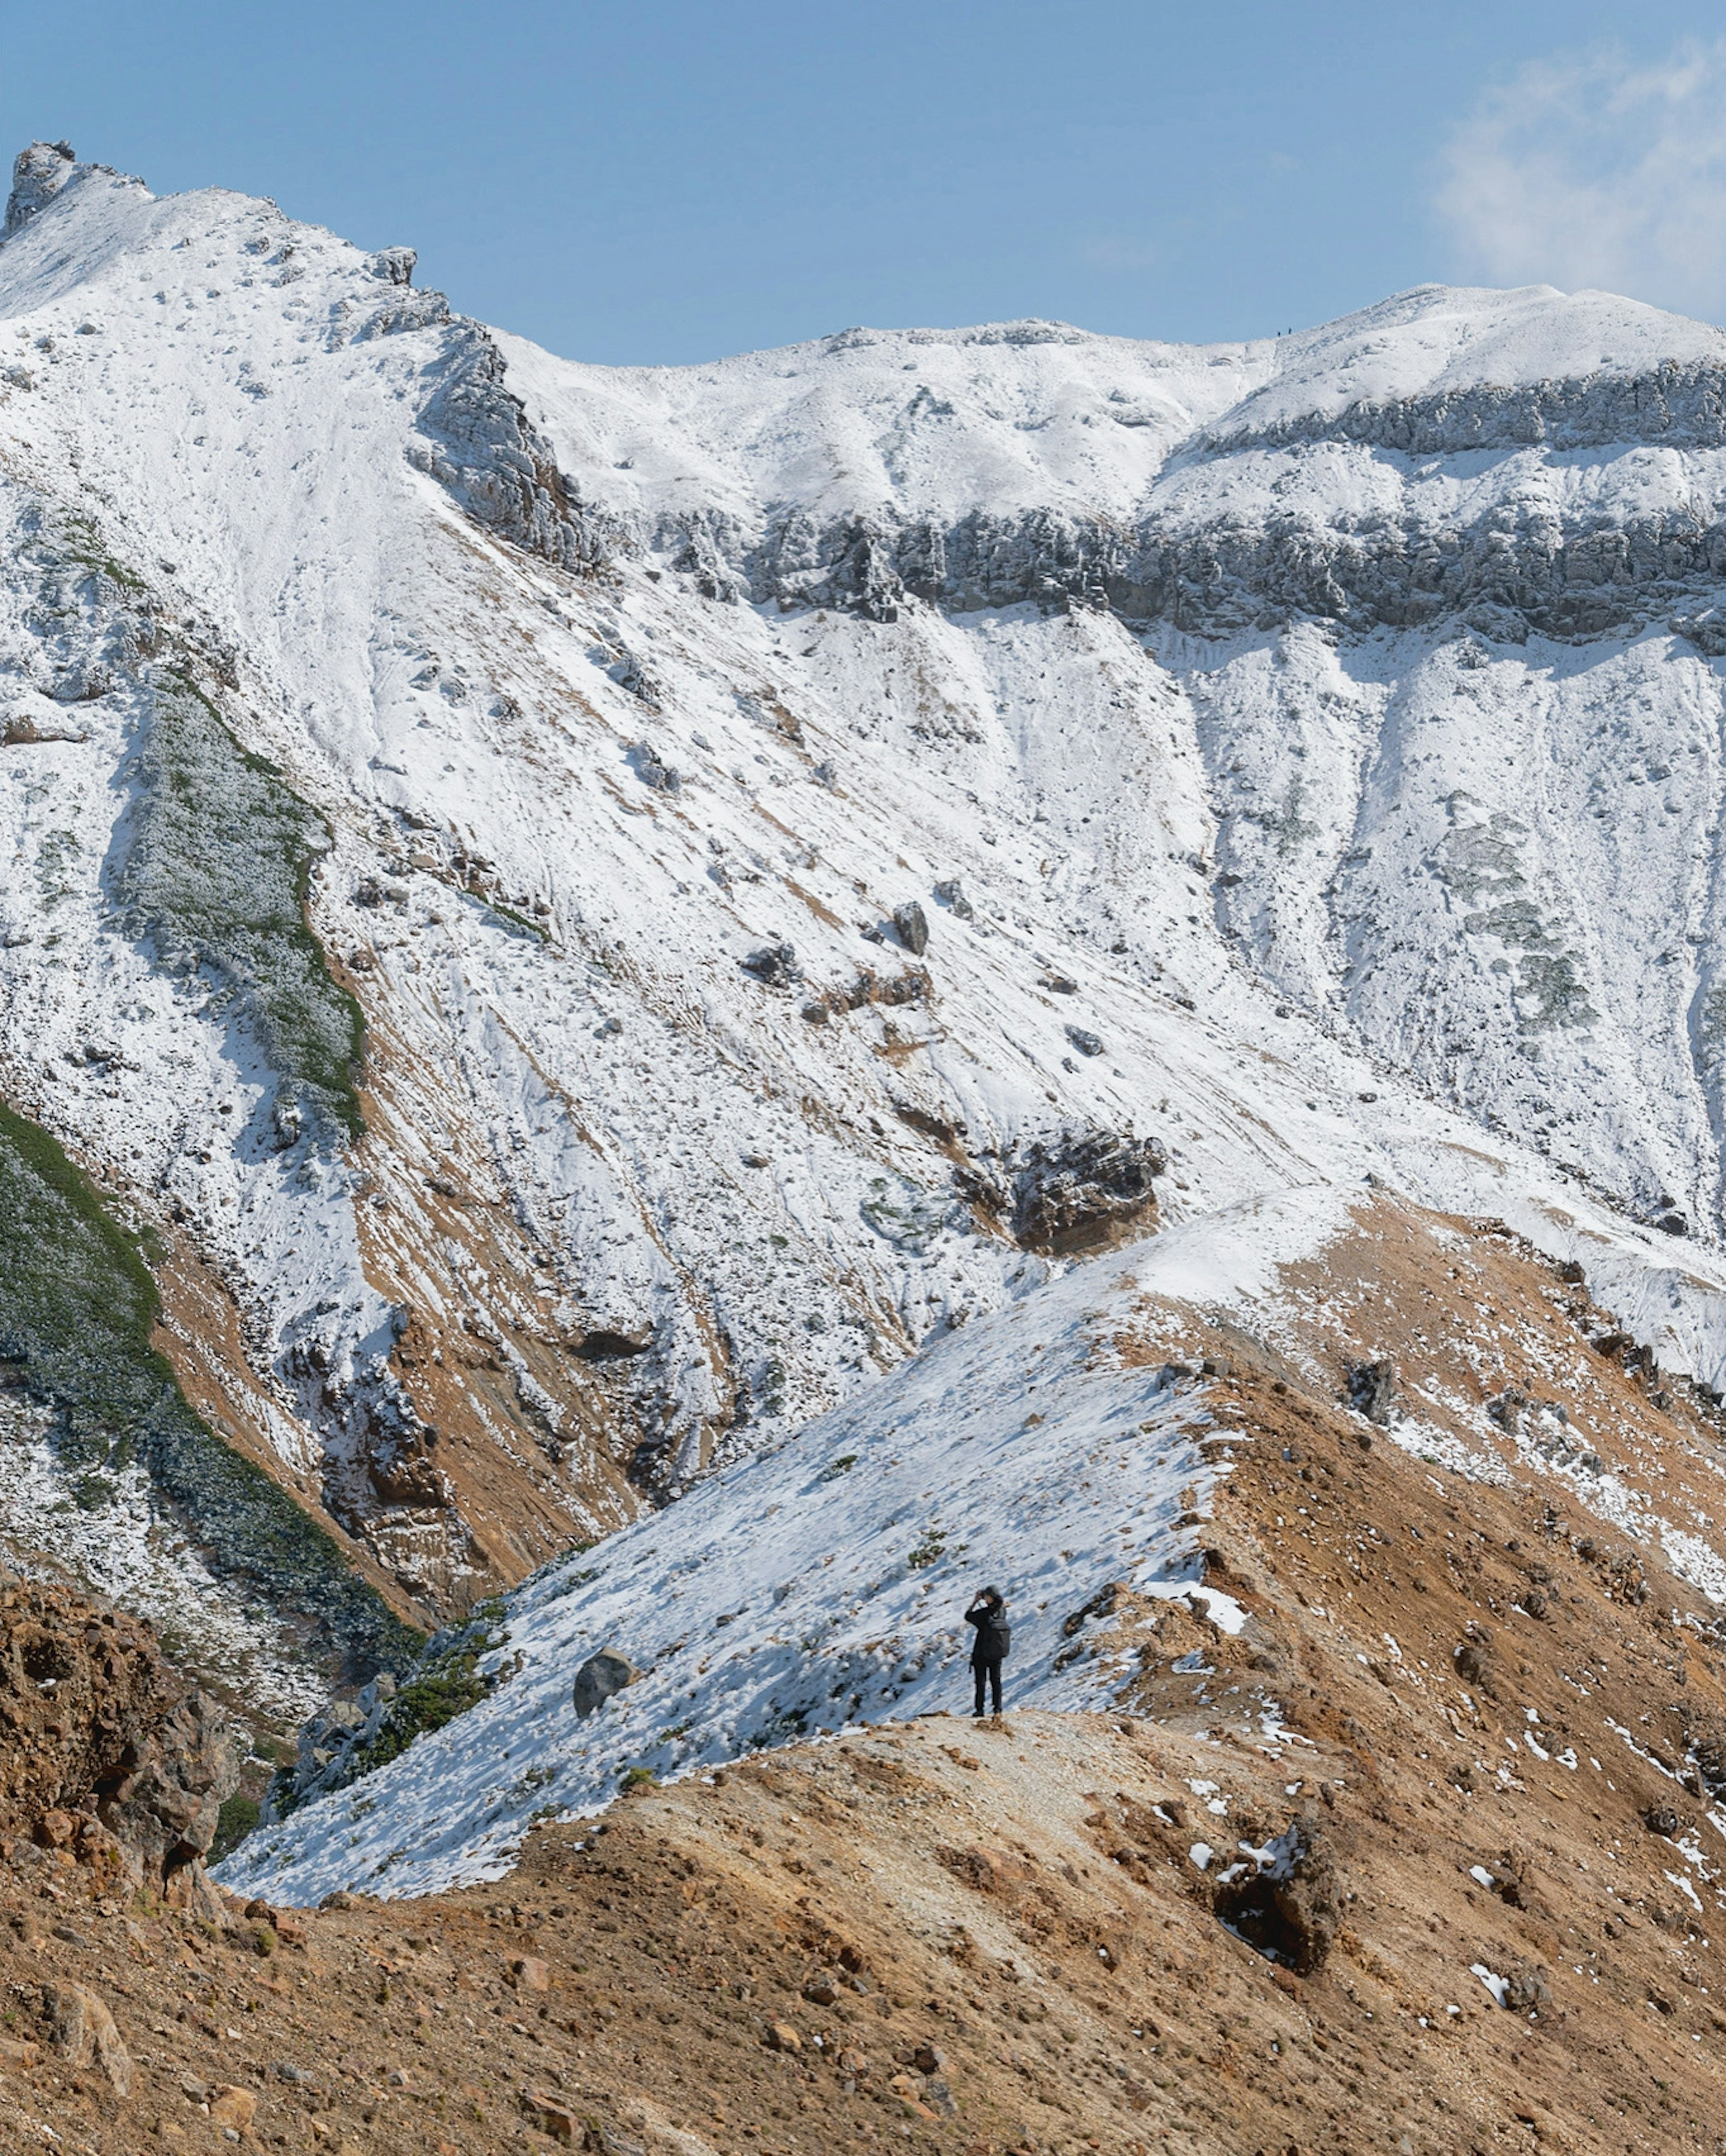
[116,673,365,1139]
[267,1599,507,1819]
[465,890,548,943]
[0,1100,419,1677]
[208,1794,261,1865]
[353,1638,494,1773]
[907,1525,951,1570]
[61,513,148,592]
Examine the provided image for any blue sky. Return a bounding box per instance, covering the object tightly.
[9,2,1726,364]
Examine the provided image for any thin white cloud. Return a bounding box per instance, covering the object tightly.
[1435,39,1726,318]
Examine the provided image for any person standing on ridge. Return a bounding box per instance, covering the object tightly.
[965,1586,1010,1718]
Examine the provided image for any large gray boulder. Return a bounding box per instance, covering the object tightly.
[573,1649,640,1720]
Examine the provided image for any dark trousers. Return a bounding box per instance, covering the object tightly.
[973,1657,1003,1715]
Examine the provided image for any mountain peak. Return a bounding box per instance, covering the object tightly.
[5,139,77,237]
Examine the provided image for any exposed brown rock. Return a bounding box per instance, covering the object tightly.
[1211,1814,1339,1973]
[0,1567,237,1894]
[209,2082,256,2127]
[40,1980,131,2098]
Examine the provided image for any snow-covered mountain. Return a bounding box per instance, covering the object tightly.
[503,281,1726,1238]
[8,138,1726,1728]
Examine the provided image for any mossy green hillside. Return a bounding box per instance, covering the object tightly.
[116,674,365,1139]
[0,1100,419,1678]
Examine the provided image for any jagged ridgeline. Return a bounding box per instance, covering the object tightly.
[114,672,365,1142]
[0,1100,418,1678]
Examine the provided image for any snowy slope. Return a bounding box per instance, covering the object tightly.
[497,281,1726,533]
[501,277,1726,1258]
[6,139,1726,1684]
[220,1189,1334,1901]
[493,317,1272,532]
[221,1171,1726,1902]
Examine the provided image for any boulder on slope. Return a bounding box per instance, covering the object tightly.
[574,1649,640,1720]
[1009,1128,1166,1253]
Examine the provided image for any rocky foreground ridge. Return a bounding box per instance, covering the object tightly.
[0,1562,238,1898]
[178,1184,1726,2155]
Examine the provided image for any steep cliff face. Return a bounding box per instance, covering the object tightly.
[6,144,1726,1686]
[504,279,1726,1247]
[500,282,1726,638]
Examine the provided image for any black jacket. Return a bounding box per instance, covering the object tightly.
[965,1602,1010,1664]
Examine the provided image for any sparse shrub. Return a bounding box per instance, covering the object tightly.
[209,1795,261,1863]
[350,1649,492,1774]
[271,1604,510,1819]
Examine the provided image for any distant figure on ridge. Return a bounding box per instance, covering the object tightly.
[964,1585,1011,1719]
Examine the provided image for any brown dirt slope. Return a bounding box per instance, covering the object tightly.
[9,1200,1726,2152]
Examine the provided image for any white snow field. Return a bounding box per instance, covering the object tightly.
[218,1189,1334,1902]
[7,141,1726,1673]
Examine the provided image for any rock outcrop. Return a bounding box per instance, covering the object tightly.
[412,325,612,575]
[1008,1128,1166,1252]
[0,1567,239,1896]
[612,352,1726,647]
[4,141,76,237]
[262,1606,503,1821]
[707,484,1726,644]
[1210,1814,1339,1973]
[38,1981,132,2098]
